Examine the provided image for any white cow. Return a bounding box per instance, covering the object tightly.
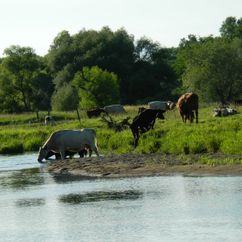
[103,104,125,114]
[37,128,99,163]
[44,115,55,125]
[148,101,174,111]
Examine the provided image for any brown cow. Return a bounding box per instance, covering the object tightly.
[177,93,199,123]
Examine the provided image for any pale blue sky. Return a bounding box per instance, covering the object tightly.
[0,0,241,56]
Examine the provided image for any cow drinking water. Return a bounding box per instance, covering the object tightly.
[37,128,99,163]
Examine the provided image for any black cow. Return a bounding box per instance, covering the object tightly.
[86,108,107,118]
[138,107,147,114]
[130,109,165,147]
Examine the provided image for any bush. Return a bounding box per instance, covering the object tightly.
[0,141,24,154]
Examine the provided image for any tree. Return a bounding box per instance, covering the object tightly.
[47,27,179,105]
[72,66,120,108]
[126,37,178,103]
[31,70,53,115]
[180,37,242,103]
[47,27,134,103]
[220,17,242,40]
[0,45,53,113]
[51,83,79,111]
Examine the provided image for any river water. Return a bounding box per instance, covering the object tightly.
[0,153,241,242]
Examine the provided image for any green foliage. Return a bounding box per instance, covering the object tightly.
[51,83,79,111]
[1,17,242,115]
[220,16,242,39]
[23,136,44,151]
[0,46,53,113]
[0,141,24,154]
[47,27,178,105]
[73,66,120,108]
[177,37,242,103]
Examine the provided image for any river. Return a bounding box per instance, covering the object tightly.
[0,153,242,242]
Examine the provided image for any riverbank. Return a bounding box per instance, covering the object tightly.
[47,153,242,178]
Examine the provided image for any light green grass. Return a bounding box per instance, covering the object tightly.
[0,105,242,163]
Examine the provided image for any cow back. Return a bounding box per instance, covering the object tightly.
[104,104,125,114]
[177,92,198,111]
[44,129,96,151]
[132,109,164,126]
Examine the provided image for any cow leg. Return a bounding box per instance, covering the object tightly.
[55,153,61,160]
[180,112,185,122]
[195,109,198,123]
[191,111,195,123]
[60,150,65,160]
[134,133,139,148]
[88,148,93,157]
[93,147,99,157]
[133,129,139,148]
[151,119,155,129]
[88,149,92,157]
[184,114,187,123]
[188,111,194,123]
[90,144,99,157]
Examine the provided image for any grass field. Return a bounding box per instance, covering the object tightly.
[0,104,242,163]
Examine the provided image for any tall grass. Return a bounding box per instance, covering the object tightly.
[0,105,242,158]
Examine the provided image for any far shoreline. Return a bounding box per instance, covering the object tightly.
[47,153,242,178]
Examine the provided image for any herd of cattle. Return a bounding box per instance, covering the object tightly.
[38,92,201,163]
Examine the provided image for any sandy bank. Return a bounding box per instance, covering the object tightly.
[47,153,242,178]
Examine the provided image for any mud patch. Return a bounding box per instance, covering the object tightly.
[47,153,242,178]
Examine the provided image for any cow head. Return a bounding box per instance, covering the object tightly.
[37,147,48,163]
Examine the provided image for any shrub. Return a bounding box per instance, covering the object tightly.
[0,141,24,154]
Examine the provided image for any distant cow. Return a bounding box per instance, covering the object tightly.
[104,104,125,114]
[37,128,99,163]
[177,93,199,123]
[148,101,175,111]
[45,115,55,125]
[213,107,237,117]
[86,108,107,118]
[130,109,165,147]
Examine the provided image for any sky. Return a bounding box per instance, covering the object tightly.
[0,0,242,57]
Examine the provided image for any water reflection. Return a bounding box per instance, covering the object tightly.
[52,173,96,183]
[1,153,242,241]
[0,168,44,189]
[59,190,143,204]
[15,198,45,207]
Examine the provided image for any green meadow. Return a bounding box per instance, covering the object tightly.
[0,104,242,164]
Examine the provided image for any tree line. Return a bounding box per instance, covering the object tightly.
[0,16,241,114]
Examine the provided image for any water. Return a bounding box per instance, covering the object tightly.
[0,154,242,242]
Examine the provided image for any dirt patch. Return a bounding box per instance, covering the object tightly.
[47,153,242,179]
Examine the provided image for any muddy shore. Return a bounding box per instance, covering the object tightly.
[47,153,242,178]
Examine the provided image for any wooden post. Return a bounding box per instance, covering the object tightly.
[76,108,81,122]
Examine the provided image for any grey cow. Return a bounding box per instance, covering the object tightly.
[37,128,99,163]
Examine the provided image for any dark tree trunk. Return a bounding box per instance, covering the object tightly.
[76,108,81,122]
